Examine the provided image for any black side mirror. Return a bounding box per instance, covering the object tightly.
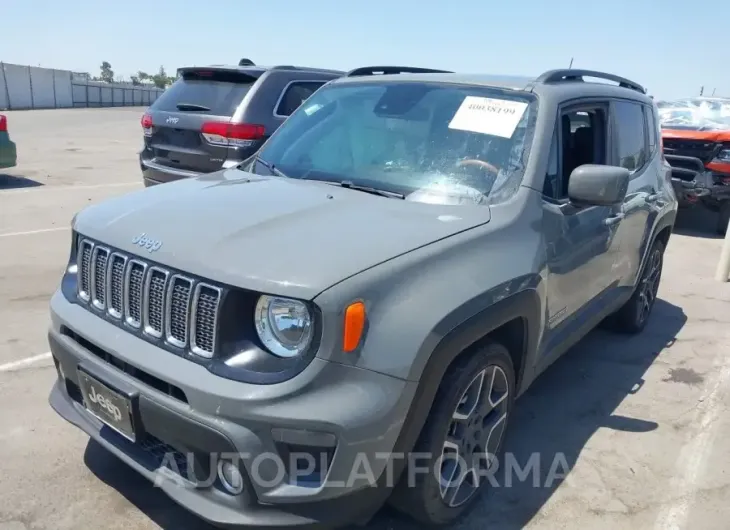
[568,164,630,206]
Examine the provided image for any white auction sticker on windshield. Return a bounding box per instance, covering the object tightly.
[448,96,528,138]
[303,103,323,116]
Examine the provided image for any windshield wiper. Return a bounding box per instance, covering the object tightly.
[332,180,405,199]
[252,155,289,178]
[176,102,211,111]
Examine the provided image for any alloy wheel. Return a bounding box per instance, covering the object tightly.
[637,248,662,325]
[438,365,510,508]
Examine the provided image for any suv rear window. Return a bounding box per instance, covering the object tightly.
[151,70,257,117]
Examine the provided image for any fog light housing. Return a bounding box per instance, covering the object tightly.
[217,460,244,495]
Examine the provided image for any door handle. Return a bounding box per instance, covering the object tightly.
[646,193,666,207]
[604,213,625,226]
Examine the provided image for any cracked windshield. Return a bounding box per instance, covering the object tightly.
[249,82,536,205]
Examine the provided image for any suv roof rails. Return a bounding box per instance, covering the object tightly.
[345,66,453,77]
[536,69,646,94]
[268,65,345,75]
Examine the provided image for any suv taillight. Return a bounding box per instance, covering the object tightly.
[0,115,7,133]
[201,122,264,147]
[141,113,153,137]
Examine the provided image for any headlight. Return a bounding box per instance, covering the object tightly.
[713,148,730,163]
[254,295,313,358]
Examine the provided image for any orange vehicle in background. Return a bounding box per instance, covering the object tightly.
[659,97,730,234]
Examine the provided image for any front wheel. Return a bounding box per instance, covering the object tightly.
[390,342,515,526]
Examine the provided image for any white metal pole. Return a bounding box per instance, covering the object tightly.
[715,216,730,282]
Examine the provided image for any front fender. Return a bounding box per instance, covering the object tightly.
[313,204,546,384]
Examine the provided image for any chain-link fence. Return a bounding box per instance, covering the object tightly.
[0,62,164,110]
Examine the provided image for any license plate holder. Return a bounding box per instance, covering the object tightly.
[77,368,138,442]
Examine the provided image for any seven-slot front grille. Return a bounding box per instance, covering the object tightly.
[76,238,221,358]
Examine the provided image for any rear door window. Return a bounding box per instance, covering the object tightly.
[151,70,257,117]
[275,81,326,117]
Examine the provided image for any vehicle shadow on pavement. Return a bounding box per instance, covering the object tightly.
[82,299,686,530]
[83,440,217,530]
[0,173,43,190]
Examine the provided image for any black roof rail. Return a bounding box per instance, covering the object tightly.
[268,65,345,75]
[345,66,453,77]
[536,69,646,94]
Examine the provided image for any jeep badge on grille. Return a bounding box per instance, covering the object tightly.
[132,233,162,253]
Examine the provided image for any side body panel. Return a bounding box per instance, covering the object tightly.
[313,186,547,387]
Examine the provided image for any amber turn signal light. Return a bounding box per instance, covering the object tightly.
[343,301,366,352]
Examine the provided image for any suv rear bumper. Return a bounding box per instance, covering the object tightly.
[47,290,418,528]
[140,157,201,187]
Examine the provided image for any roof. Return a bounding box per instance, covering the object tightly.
[178,64,344,77]
[331,68,653,104]
[333,72,537,90]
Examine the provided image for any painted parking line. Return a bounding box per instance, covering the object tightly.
[0,352,52,373]
[0,227,68,238]
[0,182,139,195]
[653,358,730,529]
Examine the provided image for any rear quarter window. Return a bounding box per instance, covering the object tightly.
[151,70,256,117]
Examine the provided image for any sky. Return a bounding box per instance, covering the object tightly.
[1,0,727,100]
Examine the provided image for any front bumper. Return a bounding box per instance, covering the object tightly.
[48,290,418,528]
[666,154,730,207]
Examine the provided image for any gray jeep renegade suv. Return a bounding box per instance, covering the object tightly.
[48,66,677,528]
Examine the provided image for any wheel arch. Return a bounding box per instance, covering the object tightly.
[653,211,675,248]
[389,283,543,468]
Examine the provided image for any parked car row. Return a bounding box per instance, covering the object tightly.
[136,59,730,235]
[53,64,678,530]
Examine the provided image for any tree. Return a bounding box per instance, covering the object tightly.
[151,65,174,89]
[99,61,114,83]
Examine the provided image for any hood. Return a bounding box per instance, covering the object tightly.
[661,129,730,142]
[658,97,730,138]
[74,170,490,300]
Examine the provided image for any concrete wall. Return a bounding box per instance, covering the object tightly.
[0,62,163,110]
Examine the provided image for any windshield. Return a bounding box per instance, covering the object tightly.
[248,81,537,205]
[657,97,730,131]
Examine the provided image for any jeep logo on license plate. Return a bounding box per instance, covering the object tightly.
[87,385,122,421]
[77,370,136,441]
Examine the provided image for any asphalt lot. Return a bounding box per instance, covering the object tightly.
[1,108,730,530]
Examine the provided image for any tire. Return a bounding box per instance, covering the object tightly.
[717,202,730,235]
[389,342,516,526]
[608,239,665,334]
